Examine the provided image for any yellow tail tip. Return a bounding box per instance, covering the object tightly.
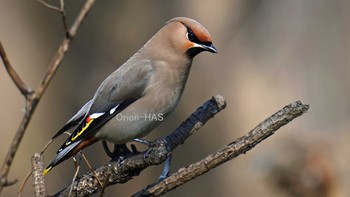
[43,167,52,176]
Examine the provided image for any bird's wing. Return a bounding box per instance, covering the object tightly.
[43,98,136,175]
[64,59,154,143]
[44,60,153,174]
[60,98,137,147]
[51,100,93,139]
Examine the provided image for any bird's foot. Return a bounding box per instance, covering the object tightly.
[133,138,153,146]
[133,138,158,160]
[102,141,139,161]
[112,144,136,162]
[134,138,172,179]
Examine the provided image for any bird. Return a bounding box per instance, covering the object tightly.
[43,17,217,175]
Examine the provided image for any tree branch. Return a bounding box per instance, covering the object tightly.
[32,154,47,197]
[51,98,309,197]
[0,41,32,96]
[35,0,96,98]
[0,0,96,193]
[52,95,227,197]
[133,101,309,197]
[37,0,69,36]
[38,0,62,13]
[59,0,69,38]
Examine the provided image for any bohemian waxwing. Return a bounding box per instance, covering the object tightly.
[43,17,217,175]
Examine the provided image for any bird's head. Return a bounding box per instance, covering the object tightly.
[146,17,217,60]
[165,17,217,58]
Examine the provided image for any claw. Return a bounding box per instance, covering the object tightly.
[133,138,152,146]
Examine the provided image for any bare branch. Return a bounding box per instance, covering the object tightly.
[53,95,227,197]
[18,171,32,197]
[38,0,62,13]
[35,0,95,98]
[38,0,69,37]
[59,0,69,38]
[68,0,95,37]
[52,99,308,197]
[133,101,309,197]
[0,41,32,96]
[31,154,46,197]
[0,0,96,193]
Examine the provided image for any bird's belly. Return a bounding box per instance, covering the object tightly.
[95,113,163,144]
[95,95,177,144]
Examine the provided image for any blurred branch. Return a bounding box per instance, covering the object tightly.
[0,0,96,194]
[38,0,62,13]
[134,101,309,196]
[0,41,32,96]
[52,99,309,197]
[59,0,69,38]
[53,95,227,197]
[38,0,69,37]
[31,154,47,197]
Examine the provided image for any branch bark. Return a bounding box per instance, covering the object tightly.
[133,101,309,196]
[52,98,308,197]
[0,0,96,193]
[32,154,47,197]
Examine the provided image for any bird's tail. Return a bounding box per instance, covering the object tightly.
[43,140,80,175]
[43,164,54,176]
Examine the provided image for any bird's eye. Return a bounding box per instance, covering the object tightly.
[186,31,196,42]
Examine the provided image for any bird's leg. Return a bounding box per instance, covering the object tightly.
[130,144,140,154]
[103,141,137,161]
[102,141,114,158]
[111,144,134,161]
[159,154,172,180]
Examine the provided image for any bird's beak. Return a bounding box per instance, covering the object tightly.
[201,43,218,53]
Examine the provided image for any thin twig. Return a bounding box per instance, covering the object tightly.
[68,0,95,37]
[99,168,112,197]
[59,0,69,38]
[35,0,96,99]
[81,153,103,187]
[133,101,309,197]
[0,41,32,96]
[38,0,69,37]
[18,171,32,197]
[38,0,62,13]
[0,0,96,194]
[53,95,227,197]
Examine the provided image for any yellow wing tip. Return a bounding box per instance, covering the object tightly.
[43,166,52,176]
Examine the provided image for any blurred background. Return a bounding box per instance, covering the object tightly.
[1,0,349,196]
